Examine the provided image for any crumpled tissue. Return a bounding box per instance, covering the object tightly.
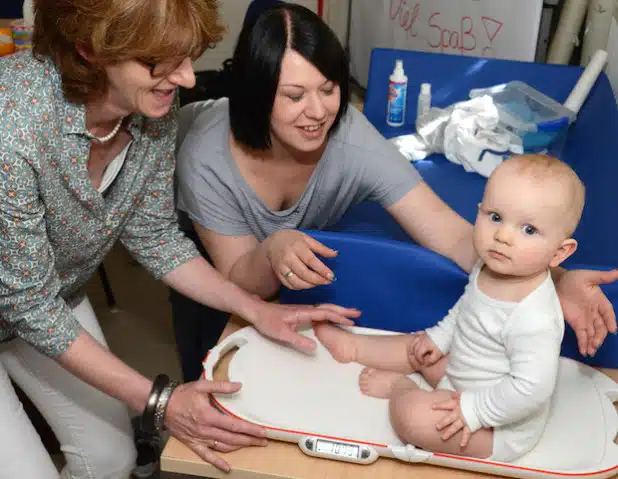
[391,95,524,178]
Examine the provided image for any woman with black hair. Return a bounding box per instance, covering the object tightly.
[172,2,618,390]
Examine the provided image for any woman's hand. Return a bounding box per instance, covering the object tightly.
[164,380,268,472]
[264,230,338,289]
[248,301,361,354]
[555,269,618,356]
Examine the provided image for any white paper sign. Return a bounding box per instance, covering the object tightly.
[350,0,543,86]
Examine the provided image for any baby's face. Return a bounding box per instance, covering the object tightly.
[473,171,571,278]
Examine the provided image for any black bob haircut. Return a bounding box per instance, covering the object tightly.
[229,2,350,150]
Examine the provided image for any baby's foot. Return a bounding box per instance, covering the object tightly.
[313,323,357,363]
[359,368,405,398]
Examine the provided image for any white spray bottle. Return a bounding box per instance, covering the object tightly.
[417,83,432,119]
[386,60,408,127]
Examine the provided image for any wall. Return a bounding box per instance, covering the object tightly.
[193,0,320,72]
[323,0,350,48]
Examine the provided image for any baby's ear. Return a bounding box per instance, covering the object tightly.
[549,238,578,268]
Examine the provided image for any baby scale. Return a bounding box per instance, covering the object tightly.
[203,325,618,479]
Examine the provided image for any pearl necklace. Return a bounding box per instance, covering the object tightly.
[85,117,124,144]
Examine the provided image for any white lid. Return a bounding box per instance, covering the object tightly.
[392,60,406,81]
[420,83,431,94]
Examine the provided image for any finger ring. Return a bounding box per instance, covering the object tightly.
[212,440,218,448]
[284,271,294,279]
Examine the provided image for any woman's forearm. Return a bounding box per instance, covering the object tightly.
[449,221,477,274]
[162,256,263,318]
[227,243,280,298]
[387,184,478,274]
[56,329,152,413]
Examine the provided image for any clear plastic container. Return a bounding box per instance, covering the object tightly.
[469,81,575,156]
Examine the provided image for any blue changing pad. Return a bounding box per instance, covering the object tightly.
[280,230,618,369]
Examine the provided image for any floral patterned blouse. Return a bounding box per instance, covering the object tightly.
[0,51,199,357]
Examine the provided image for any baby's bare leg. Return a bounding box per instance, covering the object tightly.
[388,379,493,459]
[314,324,416,373]
[357,351,449,399]
[359,368,407,398]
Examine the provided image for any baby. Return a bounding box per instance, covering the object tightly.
[315,154,585,462]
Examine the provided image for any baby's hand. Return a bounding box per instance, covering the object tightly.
[407,332,442,370]
[432,392,472,448]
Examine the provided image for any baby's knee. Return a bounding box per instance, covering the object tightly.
[388,389,426,442]
[389,388,457,444]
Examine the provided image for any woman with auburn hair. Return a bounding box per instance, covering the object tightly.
[0,0,359,476]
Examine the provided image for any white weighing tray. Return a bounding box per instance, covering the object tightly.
[203,326,618,479]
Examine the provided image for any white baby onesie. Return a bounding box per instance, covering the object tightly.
[425,262,564,462]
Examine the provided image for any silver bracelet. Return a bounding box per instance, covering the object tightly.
[140,374,169,435]
[154,380,178,433]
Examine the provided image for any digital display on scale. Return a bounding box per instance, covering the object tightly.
[315,439,361,458]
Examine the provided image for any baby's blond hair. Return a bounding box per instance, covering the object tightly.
[491,154,585,237]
